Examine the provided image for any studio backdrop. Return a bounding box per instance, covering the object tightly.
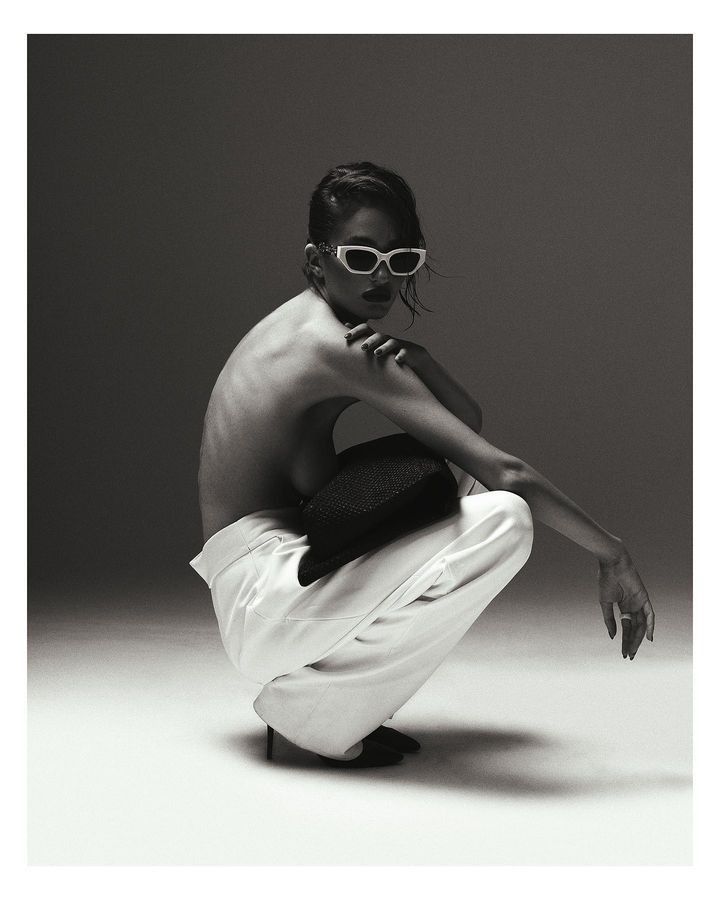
[28,35,691,612]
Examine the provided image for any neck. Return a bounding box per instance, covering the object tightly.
[304,286,367,327]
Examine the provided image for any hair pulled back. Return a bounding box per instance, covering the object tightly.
[303,161,434,325]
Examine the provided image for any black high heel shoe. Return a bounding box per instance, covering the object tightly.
[366,725,421,753]
[265,726,403,767]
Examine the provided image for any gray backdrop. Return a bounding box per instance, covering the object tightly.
[28,35,691,605]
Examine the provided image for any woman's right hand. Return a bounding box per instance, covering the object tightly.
[597,548,655,659]
[343,321,429,371]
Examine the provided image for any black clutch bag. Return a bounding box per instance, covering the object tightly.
[297,432,459,586]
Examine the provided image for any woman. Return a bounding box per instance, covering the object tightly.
[190,161,655,768]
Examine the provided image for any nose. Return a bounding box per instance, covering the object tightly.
[371,260,391,283]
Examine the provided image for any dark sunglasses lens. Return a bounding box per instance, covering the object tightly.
[345,249,378,272]
[389,251,421,274]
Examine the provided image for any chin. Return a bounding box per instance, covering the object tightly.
[327,291,397,324]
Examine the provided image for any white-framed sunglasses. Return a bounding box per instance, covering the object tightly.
[317,242,427,276]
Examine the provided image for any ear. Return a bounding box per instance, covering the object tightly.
[304,243,324,280]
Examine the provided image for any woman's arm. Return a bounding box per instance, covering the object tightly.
[327,331,613,552]
[321,329,655,655]
[343,322,482,433]
[412,351,483,433]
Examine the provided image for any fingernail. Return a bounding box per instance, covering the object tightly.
[344,333,351,339]
[374,349,382,355]
[361,344,368,350]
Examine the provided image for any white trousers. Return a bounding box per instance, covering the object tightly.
[189,466,533,758]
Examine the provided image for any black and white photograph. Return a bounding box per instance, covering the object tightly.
[25,27,695,872]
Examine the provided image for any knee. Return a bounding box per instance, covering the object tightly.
[492,490,533,560]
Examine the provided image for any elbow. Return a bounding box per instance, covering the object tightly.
[497,458,533,498]
[466,404,482,434]
[475,405,483,434]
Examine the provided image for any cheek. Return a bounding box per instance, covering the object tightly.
[327,267,358,293]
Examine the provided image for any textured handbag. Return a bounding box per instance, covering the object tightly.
[297,432,459,586]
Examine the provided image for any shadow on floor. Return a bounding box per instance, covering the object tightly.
[220,726,691,797]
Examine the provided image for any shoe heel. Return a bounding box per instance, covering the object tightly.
[266,725,275,761]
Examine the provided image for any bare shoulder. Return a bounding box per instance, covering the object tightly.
[212,292,353,409]
[314,314,419,397]
[219,294,320,367]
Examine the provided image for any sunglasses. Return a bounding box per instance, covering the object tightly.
[317,242,427,276]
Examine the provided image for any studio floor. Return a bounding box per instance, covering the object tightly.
[28,578,692,865]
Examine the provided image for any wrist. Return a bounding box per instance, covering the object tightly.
[596,535,629,568]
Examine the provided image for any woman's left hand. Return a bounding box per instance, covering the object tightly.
[343,322,428,371]
[597,549,656,659]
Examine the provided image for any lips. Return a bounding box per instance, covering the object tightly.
[362,287,391,301]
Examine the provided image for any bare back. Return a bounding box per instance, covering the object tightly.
[197,290,358,541]
[198,288,509,545]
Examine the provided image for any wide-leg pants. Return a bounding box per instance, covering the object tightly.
[189,466,533,758]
